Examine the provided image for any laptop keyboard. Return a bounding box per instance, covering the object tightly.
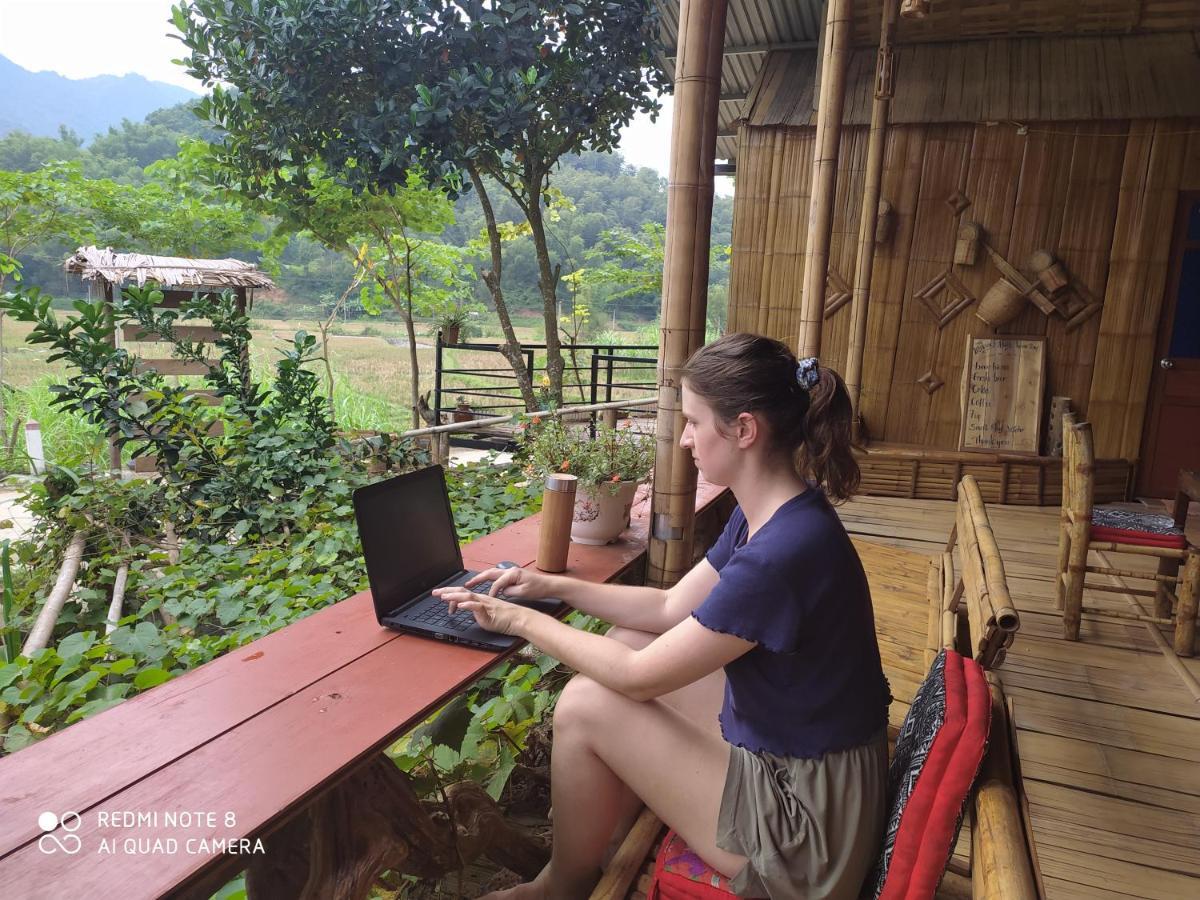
[412,581,499,633]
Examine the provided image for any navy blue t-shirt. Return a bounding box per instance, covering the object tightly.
[692,488,891,758]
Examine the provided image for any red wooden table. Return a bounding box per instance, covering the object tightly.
[0,481,727,898]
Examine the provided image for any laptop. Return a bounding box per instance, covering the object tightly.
[353,465,562,651]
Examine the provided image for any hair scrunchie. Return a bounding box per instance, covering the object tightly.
[795,357,820,391]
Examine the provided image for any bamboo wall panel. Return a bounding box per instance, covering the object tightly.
[858,126,927,439]
[883,125,974,444]
[1087,119,1189,459]
[819,126,869,370]
[1001,123,1125,429]
[1001,127,1076,342]
[729,128,817,340]
[1040,123,1126,422]
[927,124,1025,448]
[748,35,1200,128]
[729,128,774,333]
[729,116,1200,465]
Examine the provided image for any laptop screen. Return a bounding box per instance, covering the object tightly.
[353,466,463,618]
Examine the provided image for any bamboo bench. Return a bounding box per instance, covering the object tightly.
[591,475,1038,900]
[0,481,732,898]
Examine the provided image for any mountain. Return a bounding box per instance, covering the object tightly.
[0,55,198,141]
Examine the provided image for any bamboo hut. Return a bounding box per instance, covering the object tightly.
[636,5,1200,900]
[653,0,1200,512]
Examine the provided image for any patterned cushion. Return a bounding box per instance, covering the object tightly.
[647,829,736,899]
[1090,507,1187,549]
[862,649,991,900]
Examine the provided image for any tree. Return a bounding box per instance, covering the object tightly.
[175,0,667,409]
[0,162,96,443]
[182,138,464,428]
[575,223,729,320]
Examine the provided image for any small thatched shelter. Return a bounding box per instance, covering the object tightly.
[64,247,274,472]
[64,246,275,291]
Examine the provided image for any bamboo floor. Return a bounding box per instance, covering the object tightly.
[841,494,1200,900]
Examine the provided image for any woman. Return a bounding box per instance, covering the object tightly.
[434,333,892,899]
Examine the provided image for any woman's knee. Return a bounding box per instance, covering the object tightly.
[554,673,624,737]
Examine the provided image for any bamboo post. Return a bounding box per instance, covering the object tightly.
[971,676,1038,900]
[21,531,86,656]
[926,558,942,668]
[1156,476,1193,616]
[846,0,898,441]
[798,0,852,359]
[590,807,663,900]
[1173,551,1199,657]
[647,0,727,587]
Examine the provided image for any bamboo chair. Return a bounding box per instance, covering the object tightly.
[929,475,1021,670]
[592,475,1035,900]
[1056,416,1199,656]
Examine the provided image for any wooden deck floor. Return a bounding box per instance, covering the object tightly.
[842,495,1200,900]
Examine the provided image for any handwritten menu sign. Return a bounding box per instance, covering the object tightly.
[959,337,1045,454]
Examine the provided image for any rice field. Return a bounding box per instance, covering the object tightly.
[0,312,657,471]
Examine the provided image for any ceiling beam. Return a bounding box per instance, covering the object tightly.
[664,39,817,59]
[719,92,748,103]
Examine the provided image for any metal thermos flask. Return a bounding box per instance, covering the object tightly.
[537,473,577,572]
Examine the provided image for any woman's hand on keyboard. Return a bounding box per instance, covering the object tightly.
[463,565,545,601]
[431,585,527,636]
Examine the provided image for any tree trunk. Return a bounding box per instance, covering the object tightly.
[468,164,538,411]
[520,179,565,406]
[403,243,422,430]
[242,754,549,900]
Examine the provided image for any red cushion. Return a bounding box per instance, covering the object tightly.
[865,649,992,900]
[878,651,968,900]
[647,829,735,899]
[1089,525,1187,549]
[905,655,990,899]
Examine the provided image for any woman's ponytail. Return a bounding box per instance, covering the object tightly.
[796,366,859,503]
[681,333,862,502]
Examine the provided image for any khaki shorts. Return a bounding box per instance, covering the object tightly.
[716,732,888,899]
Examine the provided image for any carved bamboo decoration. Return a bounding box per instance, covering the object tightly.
[798,0,851,359]
[648,0,728,587]
[846,0,898,440]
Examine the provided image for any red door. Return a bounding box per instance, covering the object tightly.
[1138,192,1200,498]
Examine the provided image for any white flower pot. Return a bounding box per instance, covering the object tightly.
[571,481,638,545]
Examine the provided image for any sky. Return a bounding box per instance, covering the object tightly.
[0,0,731,195]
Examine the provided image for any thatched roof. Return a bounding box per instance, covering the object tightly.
[64,246,275,290]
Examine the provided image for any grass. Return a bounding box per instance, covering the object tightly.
[0,312,658,469]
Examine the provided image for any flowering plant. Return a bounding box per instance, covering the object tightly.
[521,415,655,495]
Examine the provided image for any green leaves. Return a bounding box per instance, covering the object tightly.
[132,668,172,690]
[0,541,19,664]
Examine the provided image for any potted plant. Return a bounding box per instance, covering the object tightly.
[524,415,655,545]
[431,300,484,346]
